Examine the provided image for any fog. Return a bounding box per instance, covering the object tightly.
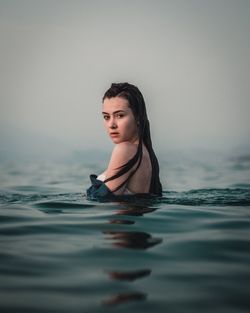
[0,0,249,161]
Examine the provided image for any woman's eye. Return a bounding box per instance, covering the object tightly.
[116,114,124,118]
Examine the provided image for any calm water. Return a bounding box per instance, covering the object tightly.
[1,150,250,313]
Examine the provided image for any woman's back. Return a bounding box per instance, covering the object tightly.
[103,142,152,195]
[126,143,152,193]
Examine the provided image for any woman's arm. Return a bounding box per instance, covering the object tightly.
[104,142,137,195]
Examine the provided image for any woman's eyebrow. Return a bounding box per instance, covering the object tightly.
[102,110,126,115]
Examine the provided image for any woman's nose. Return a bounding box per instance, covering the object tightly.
[109,117,117,129]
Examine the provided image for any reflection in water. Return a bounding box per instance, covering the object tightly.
[107,269,151,281]
[115,205,156,216]
[102,204,159,307]
[103,230,162,249]
[102,291,147,306]
[108,219,135,225]
[108,205,156,225]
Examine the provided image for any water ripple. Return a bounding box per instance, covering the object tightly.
[162,188,250,206]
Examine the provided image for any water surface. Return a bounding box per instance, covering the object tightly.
[1,151,250,312]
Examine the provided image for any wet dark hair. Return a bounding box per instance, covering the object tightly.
[102,82,162,196]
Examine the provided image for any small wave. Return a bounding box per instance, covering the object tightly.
[35,201,94,209]
[1,188,250,208]
[162,188,250,206]
[0,192,84,205]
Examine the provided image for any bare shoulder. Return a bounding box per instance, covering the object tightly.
[112,142,137,156]
[108,142,137,170]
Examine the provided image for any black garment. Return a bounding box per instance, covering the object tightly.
[86,174,157,202]
[86,174,112,200]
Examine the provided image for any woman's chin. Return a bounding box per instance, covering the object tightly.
[111,138,121,144]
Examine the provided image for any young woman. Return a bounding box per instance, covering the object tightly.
[86,82,162,200]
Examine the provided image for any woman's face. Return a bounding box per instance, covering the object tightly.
[102,97,139,144]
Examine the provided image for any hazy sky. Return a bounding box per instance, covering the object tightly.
[0,0,249,158]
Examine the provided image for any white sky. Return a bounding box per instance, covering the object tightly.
[0,0,250,157]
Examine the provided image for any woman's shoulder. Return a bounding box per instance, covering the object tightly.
[111,142,137,158]
[106,142,137,173]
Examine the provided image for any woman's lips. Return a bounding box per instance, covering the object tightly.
[110,132,119,137]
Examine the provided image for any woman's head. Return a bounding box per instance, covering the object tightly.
[102,83,149,144]
[102,96,139,144]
